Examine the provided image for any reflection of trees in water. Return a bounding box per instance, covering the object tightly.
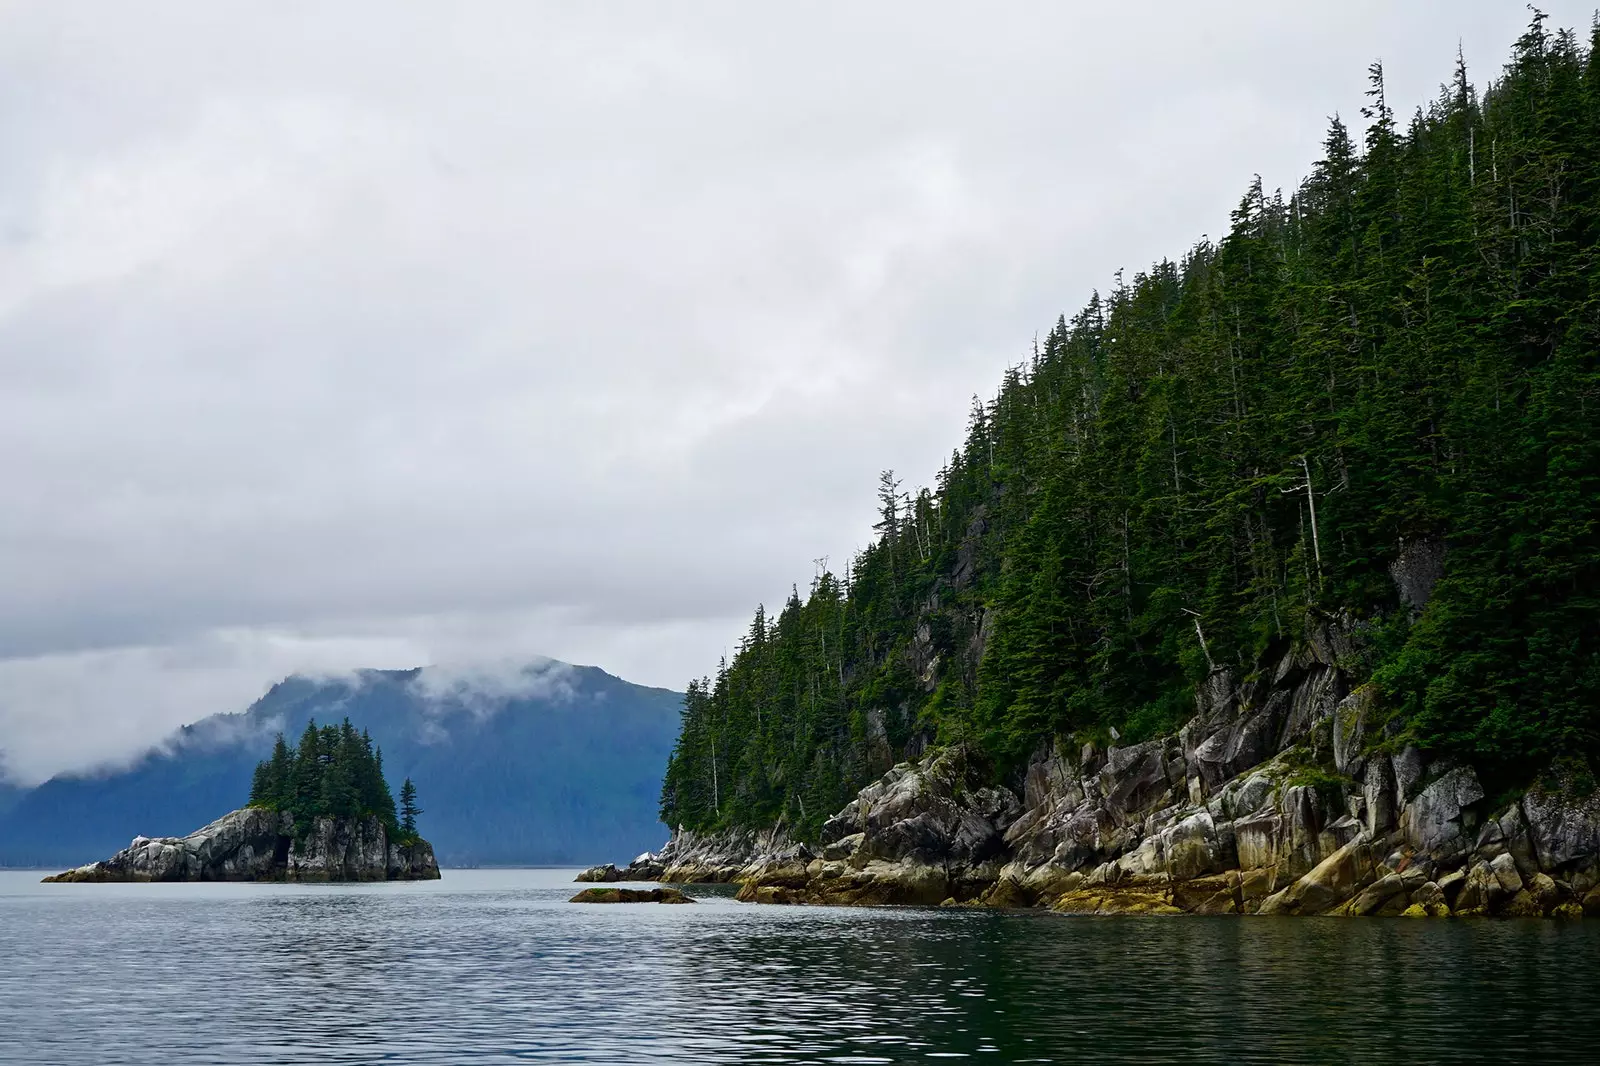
[662,907,1017,1060]
[9,879,1600,1063]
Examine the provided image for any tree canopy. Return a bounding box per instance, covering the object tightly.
[662,14,1600,840]
[248,718,406,838]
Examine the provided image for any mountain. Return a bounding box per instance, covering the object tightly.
[0,661,683,868]
[660,14,1600,842]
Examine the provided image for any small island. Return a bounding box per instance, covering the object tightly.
[44,718,440,883]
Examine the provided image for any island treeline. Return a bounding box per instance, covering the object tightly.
[661,13,1600,840]
[248,718,422,839]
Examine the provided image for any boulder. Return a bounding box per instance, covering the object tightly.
[1258,837,1375,916]
[1344,873,1406,916]
[1411,880,1448,911]
[570,887,693,904]
[575,863,621,883]
[1491,852,1524,896]
[1585,885,1600,918]
[1453,860,1512,915]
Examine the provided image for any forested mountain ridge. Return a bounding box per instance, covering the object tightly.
[1,662,682,867]
[662,14,1600,843]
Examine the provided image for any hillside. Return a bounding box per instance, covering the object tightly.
[660,14,1600,843]
[0,662,682,868]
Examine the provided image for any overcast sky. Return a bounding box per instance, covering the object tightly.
[0,1,1591,785]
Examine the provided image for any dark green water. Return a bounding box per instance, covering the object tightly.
[3,869,1597,1063]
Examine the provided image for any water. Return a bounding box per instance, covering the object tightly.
[3,868,1599,1064]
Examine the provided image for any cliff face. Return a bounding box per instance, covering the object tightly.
[42,807,440,883]
[630,622,1600,918]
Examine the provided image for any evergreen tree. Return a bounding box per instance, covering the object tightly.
[399,779,422,838]
[660,14,1600,839]
[246,718,408,833]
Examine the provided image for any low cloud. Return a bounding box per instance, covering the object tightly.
[409,658,579,721]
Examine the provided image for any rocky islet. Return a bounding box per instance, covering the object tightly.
[42,807,440,883]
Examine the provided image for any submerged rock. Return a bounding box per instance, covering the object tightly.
[569,886,693,904]
[42,808,439,883]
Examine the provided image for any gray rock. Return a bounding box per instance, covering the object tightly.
[1491,852,1524,896]
[1453,861,1503,914]
[1364,758,1396,837]
[1330,689,1371,777]
[1400,765,1483,861]
[1411,880,1447,908]
[1389,536,1445,613]
[1392,747,1425,805]
[1346,873,1406,915]
[43,808,438,883]
[1520,789,1600,873]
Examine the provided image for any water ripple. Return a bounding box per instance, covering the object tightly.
[2,870,1598,1064]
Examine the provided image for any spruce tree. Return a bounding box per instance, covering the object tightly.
[246,719,405,831]
[399,779,422,838]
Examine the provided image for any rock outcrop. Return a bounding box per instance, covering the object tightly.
[569,886,693,904]
[620,824,800,884]
[627,623,1600,918]
[42,807,440,883]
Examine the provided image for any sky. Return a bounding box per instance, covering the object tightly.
[0,1,1592,785]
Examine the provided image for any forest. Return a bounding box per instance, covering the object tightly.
[661,13,1600,841]
[247,718,422,840]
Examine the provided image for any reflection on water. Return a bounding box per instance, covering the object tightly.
[2,868,1599,1064]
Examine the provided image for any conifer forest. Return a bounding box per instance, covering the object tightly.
[247,718,420,840]
[661,14,1600,840]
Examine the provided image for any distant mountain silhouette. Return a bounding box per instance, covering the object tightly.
[0,662,681,868]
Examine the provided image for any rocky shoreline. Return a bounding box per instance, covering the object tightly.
[620,629,1600,919]
[43,807,440,883]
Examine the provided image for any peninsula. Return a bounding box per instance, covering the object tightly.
[629,14,1600,920]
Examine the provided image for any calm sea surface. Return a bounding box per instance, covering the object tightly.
[3,867,1599,1064]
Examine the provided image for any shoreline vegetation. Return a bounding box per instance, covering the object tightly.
[641,14,1600,919]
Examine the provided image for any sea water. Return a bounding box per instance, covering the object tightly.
[3,868,1598,1064]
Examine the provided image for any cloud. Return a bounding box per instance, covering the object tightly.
[409,658,578,720]
[0,1,1589,783]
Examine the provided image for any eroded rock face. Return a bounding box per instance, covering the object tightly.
[42,808,440,883]
[635,620,1600,919]
[617,825,802,884]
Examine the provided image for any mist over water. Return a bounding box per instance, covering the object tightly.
[3,869,1598,1064]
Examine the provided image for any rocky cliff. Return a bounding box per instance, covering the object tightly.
[626,624,1600,918]
[42,807,440,883]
